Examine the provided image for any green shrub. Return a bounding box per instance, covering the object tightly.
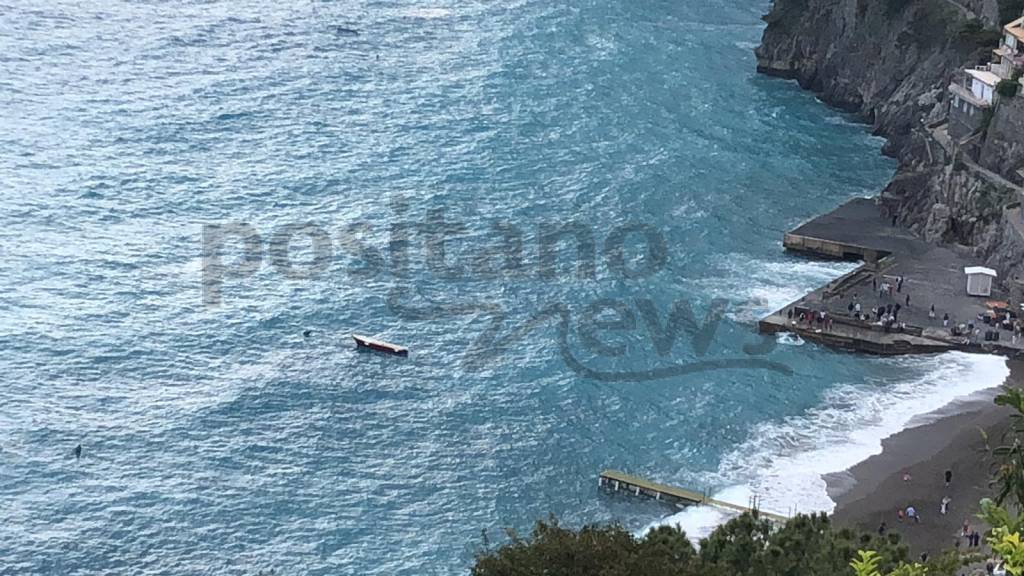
[958,18,1003,47]
[472,513,922,576]
[999,0,1024,25]
[998,79,1020,97]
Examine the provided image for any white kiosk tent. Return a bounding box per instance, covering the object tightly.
[964,266,997,297]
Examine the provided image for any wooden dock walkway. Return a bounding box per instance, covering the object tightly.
[598,470,789,524]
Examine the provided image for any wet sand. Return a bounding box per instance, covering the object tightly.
[827,359,1023,559]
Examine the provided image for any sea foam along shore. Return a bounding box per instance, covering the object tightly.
[828,371,1017,557]
[644,352,1010,541]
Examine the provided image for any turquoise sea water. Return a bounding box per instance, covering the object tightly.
[0,1,1010,575]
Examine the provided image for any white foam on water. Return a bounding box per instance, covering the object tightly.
[404,7,453,19]
[776,333,804,346]
[698,255,860,323]
[733,41,761,51]
[642,352,1009,541]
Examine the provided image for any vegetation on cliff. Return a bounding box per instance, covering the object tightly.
[470,513,965,576]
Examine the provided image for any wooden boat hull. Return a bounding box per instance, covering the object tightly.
[352,334,408,356]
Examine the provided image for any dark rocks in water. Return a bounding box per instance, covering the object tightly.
[330,25,359,36]
[302,329,313,338]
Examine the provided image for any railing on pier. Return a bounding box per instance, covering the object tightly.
[598,470,790,524]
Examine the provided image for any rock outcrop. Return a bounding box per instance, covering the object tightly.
[757,0,1024,282]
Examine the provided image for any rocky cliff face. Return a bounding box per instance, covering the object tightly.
[757,0,1024,282]
[757,0,988,149]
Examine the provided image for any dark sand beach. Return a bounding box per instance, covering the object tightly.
[828,360,1024,560]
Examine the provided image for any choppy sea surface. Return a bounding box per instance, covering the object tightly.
[0,1,1010,575]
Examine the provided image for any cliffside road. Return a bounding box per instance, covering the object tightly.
[929,125,1024,196]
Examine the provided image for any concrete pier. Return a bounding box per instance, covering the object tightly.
[598,470,789,523]
[760,198,1024,357]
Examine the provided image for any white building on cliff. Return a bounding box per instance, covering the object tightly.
[991,15,1024,79]
[948,15,1024,139]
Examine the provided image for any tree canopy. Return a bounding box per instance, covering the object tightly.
[472,512,932,576]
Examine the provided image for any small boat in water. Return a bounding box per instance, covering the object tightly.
[352,334,408,356]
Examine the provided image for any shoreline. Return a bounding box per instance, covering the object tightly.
[826,359,1023,557]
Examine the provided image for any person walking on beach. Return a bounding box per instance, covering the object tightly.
[878,521,887,536]
[929,304,936,320]
[906,505,919,523]
[905,294,910,307]
[945,469,953,487]
[897,509,905,523]
[944,313,950,328]
[941,496,951,515]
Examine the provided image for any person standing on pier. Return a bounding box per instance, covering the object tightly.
[944,313,950,328]
[929,304,936,320]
